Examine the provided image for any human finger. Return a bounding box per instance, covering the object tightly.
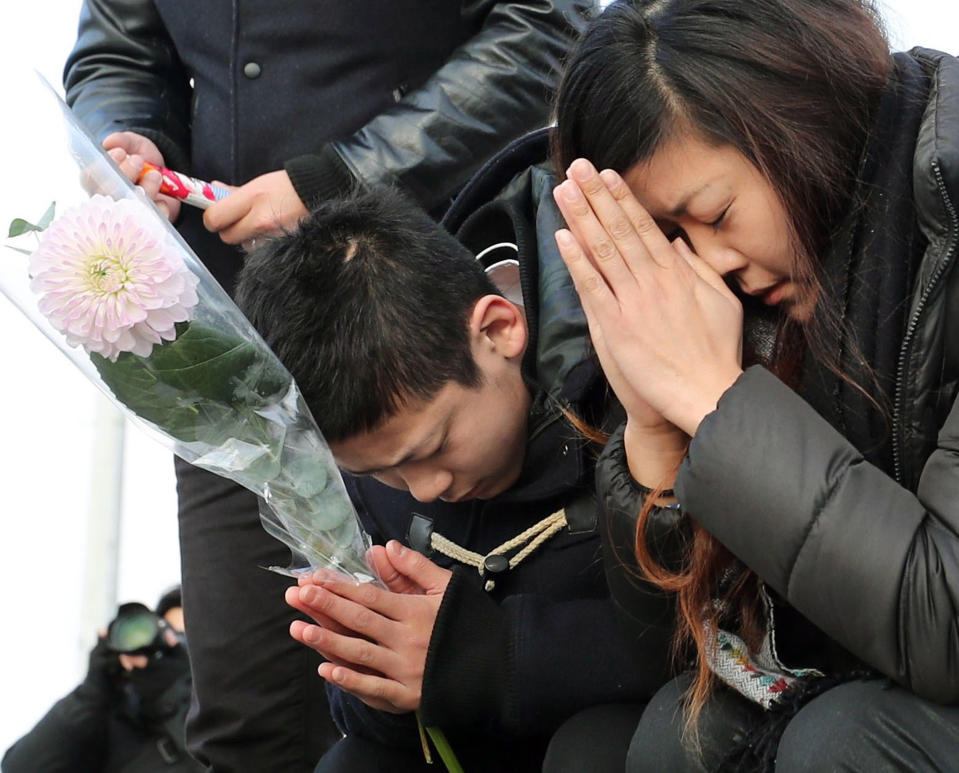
[317,661,415,714]
[296,620,399,679]
[672,237,739,304]
[113,151,147,185]
[382,541,452,595]
[311,571,420,621]
[103,132,135,153]
[102,131,163,163]
[289,620,376,672]
[294,582,395,639]
[130,165,182,221]
[564,159,664,279]
[284,585,356,635]
[153,194,181,223]
[203,188,248,235]
[553,177,641,296]
[553,228,618,315]
[553,226,630,380]
[138,167,163,200]
[219,212,283,247]
[106,146,127,165]
[597,167,678,269]
[367,545,422,594]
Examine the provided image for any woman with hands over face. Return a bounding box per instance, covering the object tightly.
[547,0,959,770]
[553,158,744,494]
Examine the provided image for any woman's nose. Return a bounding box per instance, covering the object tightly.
[685,235,748,278]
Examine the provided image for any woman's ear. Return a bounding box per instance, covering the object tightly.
[469,294,528,360]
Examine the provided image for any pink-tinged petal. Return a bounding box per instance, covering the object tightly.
[29,195,200,358]
[157,325,178,342]
[145,307,176,330]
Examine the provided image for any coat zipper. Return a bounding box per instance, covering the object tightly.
[892,159,959,483]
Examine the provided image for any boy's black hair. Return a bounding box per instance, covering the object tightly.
[235,187,500,442]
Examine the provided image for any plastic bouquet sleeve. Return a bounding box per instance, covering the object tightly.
[0,73,376,583]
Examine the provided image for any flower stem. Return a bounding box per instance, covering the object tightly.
[415,710,432,764]
[415,711,464,772]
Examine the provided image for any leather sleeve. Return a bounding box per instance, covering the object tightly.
[319,0,593,212]
[63,0,192,171]
[594,424,683,656]
[676,365,959,703]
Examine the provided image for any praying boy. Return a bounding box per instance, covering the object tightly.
[236,183,672,771]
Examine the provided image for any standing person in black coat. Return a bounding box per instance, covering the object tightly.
[234,181,674,772]
[547,0,959,770]
[62,2,592,768]
[3,588,199,773]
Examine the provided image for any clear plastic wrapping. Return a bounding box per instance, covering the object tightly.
[0,75,375,582]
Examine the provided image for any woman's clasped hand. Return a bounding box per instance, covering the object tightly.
[552,159,743,439]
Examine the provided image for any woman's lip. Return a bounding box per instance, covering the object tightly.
[760,281,788,306]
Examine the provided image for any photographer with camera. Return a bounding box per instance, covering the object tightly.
[2,587,201,773]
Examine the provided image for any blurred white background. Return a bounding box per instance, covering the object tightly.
[0,0,955,755]
[0,2,180,753]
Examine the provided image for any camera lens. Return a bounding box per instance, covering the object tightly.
[107,602,163,654]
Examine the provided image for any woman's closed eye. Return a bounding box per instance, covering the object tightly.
[709,204,730,232]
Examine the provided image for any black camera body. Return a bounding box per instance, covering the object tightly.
[106,602,174,657]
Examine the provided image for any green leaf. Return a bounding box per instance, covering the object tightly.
[91,321,291,444]
[5,246,33,255]
[147,322,289,402]
[36,201,56,229]
[7,218,40,238]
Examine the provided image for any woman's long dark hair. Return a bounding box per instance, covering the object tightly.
[552,0,891,732]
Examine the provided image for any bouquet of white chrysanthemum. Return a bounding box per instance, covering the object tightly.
[0,75,375,582]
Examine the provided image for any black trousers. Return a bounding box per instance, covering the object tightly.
[175,460,341,772]
[315,734,551,773]
[545,675,959,772]
[543,703,649,773]
[547,673,959,773]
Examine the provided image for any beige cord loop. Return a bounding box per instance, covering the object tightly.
[429,509,567,591]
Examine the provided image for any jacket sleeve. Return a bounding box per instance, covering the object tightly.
[62,0,193,171]
[595,423,684,641]
[418,566,668,734]
[676,365,959,703]
[327,565,670,744]
[284,0,593,211]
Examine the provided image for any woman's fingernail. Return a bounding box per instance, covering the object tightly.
[599,169,620,189]
[388,540,406,557]
[568,159,595,182]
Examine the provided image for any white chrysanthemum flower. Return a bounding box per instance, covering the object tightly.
[29,194,200,361]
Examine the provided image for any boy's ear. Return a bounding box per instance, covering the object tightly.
[469,294,527,359]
